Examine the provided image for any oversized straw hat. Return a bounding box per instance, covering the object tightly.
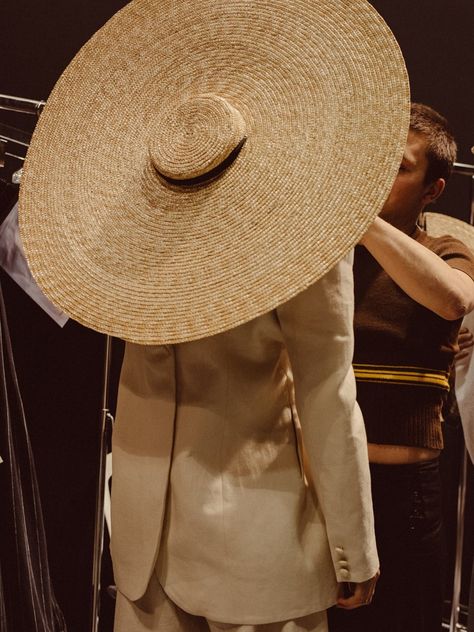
[19,0,410,344]
[423,212,474,253]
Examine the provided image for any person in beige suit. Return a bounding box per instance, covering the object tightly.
[18,1,412,630]
[112,252,378,631]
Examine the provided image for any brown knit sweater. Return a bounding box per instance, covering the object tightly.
[353,227,474,450]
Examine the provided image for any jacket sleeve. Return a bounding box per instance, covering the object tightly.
[276,251,379,583]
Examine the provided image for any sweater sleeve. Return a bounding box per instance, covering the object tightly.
[420,232,474,280]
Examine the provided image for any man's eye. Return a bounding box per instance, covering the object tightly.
[399,165,407,172]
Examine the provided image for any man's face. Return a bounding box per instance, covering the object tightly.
[379,130,433,230]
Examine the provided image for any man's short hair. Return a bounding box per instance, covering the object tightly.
[410,103,457,184]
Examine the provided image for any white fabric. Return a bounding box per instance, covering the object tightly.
[455,310,474,464]
[0,203,68,326]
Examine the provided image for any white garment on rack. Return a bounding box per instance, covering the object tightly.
[455,310,474,464]
[0,202,68,326]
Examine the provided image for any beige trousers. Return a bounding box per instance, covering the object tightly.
[114,571,328,632]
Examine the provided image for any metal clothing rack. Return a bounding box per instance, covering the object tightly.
[0,92,112,632]
[2,91,474,632]
[0,93,44,161]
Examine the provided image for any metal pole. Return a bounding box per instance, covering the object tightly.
[0,123,32,148]
[453,163,474,177]
[448,159,474,632]
[0,93,45,116]
[450,447,468,632]
[470,175,474,227]
[91,335,114,632]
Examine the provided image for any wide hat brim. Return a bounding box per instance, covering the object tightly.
[19,0,410,344]
[424,212,474,253]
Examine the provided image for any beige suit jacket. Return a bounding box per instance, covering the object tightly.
[111,252,378,624]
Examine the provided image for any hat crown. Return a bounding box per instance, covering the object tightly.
[150,94,246,182]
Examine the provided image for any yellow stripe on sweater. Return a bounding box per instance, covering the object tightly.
[353,363,450,390]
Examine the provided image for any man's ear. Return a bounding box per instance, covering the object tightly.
[422,178,445,206]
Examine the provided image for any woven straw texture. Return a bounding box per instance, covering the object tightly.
[19,0,410,344]
[424,212,474,253]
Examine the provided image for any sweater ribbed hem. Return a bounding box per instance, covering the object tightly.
[356,382,444,450]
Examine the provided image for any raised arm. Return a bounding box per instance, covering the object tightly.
[360,217,474,320]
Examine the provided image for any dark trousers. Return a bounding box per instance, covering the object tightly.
[469,559,474,632]
[328,458,443,632]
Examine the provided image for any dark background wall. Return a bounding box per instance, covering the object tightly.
[370,0,474,223]
[0,2,473,631]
